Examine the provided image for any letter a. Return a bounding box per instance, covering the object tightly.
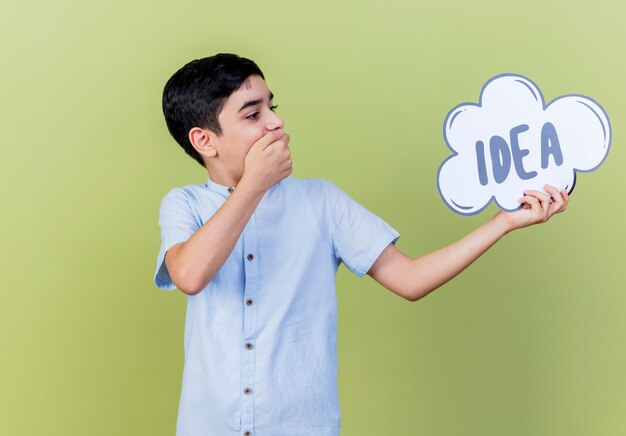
[541,122,564,169]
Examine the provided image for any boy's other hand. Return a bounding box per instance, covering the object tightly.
[496,184,569,233]
[241,130,292,193]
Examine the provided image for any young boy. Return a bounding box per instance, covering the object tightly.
[154,53,568,436]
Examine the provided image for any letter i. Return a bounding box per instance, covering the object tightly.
[476,140,488,186]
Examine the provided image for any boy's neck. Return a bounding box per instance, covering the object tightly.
[206,167,241,188]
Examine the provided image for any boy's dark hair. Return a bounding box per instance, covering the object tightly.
[162,53,265,168]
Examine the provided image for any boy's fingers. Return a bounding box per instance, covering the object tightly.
[270,132,290,148]
[544,185,564,215]
[252,130,284,152]
[520,195,541,215]
[263,133,290,154]
[524,189,550,217]
[548,200,563,216]
[524,189,551,203]
[543,184,559,198]
[560,190,569,212]
[269,139,292,165]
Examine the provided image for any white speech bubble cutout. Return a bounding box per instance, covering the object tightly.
[437,74,611,215]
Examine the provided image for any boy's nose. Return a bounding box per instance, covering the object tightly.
[266,111,284,131]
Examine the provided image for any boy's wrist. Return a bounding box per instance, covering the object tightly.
[491,211,515,236]
[237,173,270,198]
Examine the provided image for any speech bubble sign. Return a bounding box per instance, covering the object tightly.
[437,74,611,215]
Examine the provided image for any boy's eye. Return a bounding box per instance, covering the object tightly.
[245,105,278,120]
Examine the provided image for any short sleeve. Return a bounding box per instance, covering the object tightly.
[327,182,400,277]
[154,188,201,290]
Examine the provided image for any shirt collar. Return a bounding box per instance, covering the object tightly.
[205,176,288,198]
[206,177,236,198]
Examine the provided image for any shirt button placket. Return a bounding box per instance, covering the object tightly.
[241,213,258,433]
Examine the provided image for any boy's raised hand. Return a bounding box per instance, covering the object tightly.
[497,184,569,232]
[241,129,292,193]
[164,130,292,295]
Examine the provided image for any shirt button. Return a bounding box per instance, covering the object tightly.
[244,431,251,436]
[245,342,254,350]
[227,187,234,194]
[247,253,254,261]
[243,387,252,395]
[245,299,254,306]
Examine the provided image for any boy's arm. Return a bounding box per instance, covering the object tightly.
[367,185,569,302]
[165,130,291,295]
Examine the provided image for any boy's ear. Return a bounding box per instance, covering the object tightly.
[188,127,218,158]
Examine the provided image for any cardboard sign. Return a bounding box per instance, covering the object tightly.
[437,74,611,215]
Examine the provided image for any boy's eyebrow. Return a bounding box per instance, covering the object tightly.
[238,92,274,113]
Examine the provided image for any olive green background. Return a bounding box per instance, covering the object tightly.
[2,0,625,435]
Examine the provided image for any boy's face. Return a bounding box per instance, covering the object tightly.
[207,74,284,183]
